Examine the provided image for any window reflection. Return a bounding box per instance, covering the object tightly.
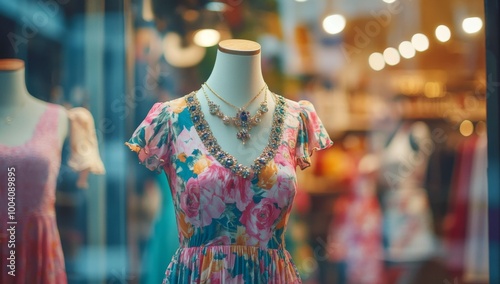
[0,0,490,283]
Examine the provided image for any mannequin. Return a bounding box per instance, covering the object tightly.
[0,59,67,146]
[195,39,276,166]
[126,38,333,283]
[0,58,104,284]
[379,120,437,283]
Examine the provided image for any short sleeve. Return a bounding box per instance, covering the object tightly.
[295,100,334,170]
[125,102,170,172]
[67,107,106,187]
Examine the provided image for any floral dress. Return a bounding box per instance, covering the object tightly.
[126,92,332,283]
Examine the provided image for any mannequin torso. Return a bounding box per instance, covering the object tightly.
[194,40,276,166]
[379,120,436,261]
[0,59,67,147]
[381,121,432,189]
[126,40,334,282]
[0,58,71,283]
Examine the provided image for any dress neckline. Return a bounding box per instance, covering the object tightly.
[0,104,51,148]
[185,92,287,179]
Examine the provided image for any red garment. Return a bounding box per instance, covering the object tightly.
[0,105,67,284]
[444,136,478,278]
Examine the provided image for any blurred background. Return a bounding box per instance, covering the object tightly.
[0,0,496,283]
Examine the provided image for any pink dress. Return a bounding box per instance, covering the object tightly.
[0,104,104,284]
[0,104,67,283]
[126,93,333,283]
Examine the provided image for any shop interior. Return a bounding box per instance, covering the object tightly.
[0,0,492,283]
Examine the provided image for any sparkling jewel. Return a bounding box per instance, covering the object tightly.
[237,129,251,145]
[201,83,268,144]
[185,92,286,179]
[209,104,219,115]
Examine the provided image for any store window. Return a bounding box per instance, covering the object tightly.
[0,0,495,283]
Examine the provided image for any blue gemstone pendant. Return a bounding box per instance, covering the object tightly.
[236,109,250,126]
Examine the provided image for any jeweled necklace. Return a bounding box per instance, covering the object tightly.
[201,83,269,144]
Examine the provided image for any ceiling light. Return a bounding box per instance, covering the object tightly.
[322,14,346,35]
[460,120,474,137]
[369,52,385,71]
[142,0,154,21]
[163,33,206,68]
[383,47,400,66]
[193,29,221,47]
[398,41,416,59]
[411,33,429,52]
[462,17,483,34]
[435,25,451,42]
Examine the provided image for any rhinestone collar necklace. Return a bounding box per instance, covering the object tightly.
[185,91,287,179]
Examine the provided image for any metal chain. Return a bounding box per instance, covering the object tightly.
[203,82,267,110]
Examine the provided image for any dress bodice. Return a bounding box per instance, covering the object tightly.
[0,105,61,218]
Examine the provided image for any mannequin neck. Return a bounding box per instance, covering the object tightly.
[0,67,31,106]
[205,49,266,107]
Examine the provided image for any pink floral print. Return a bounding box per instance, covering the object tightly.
[126,94,333,283]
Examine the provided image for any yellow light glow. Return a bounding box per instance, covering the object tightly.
[383,47,400,66]
[411,33,429,52]
[163,33,206,68]
[460,120,474,137]
[322,14,346,35]
[383,0,397,3]
[462,17,483,34]
[369,52,385,71]
[398,41,416,59]
[142,0,154,21]
[424,82,444,98]
[193,29,221,47]
[435,25,451,42]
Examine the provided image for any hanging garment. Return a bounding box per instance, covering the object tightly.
[380,122,436,262]
[464,134,489,282]
[444,136,478,277]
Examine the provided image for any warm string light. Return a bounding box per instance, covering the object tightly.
[369,52,385,71]
[411,33,429,52]
[369,16,482,70]
[383,47,400,66]
[460,120,474,137]
[322,14,346,35]
[398,41,416,59]
[462,17,483,34]
[319,11,480,71]
[435,25,451,42]
[193,29,221,47]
